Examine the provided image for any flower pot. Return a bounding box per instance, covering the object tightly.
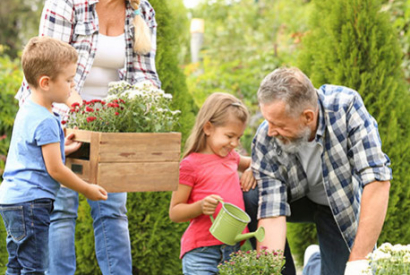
[65,128,181,192]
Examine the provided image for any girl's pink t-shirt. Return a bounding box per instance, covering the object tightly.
[178,151,248,258]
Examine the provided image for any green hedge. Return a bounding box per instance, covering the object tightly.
[0,47,22,272]
[74,1,195,274]
[287,0,410,264]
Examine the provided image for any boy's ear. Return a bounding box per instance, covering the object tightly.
[38,75,50,90]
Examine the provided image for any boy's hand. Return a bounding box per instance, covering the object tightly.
[84,184,108,201]
[65,132,82,156]
[240,168,257,192]
[201,194,222,216]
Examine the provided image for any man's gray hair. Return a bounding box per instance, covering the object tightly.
[257,67,318,115]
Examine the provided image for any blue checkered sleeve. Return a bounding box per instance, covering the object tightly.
[345,91,392,185]
[251,121,290,219]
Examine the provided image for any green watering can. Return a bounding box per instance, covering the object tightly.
[209,200,265,246]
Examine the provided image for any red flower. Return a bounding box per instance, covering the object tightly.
[71,102,80,107]
[86,106,94,112]
[91,99,101,104]
[107,103,120,108]
[86,116,97,123]
[61,120,67,125]
[101,101,106,105]
[115,112,119,116]
[119,99,125,104]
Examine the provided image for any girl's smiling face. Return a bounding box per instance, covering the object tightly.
[202,116,246,157]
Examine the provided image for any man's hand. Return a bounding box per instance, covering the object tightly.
[65,132,82,156]
[344,260,371,275]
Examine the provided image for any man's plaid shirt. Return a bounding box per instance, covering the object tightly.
[251,84,392,249]
[16,0,160,119]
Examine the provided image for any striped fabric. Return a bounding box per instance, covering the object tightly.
[16,0,160,120]
[251,84,392,249]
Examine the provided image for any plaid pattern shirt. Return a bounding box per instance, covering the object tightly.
[16,0,160,119]
[251,84,392,249]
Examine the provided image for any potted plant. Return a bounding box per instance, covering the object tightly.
[218,247,285,275]
[65,81,181,193]
[366,243,410,275]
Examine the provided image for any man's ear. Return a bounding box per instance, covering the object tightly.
[38,75,50,90]
[302,109,315,125]
[203,121,213,136]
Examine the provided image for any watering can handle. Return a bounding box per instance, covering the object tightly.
[209,198,224,224]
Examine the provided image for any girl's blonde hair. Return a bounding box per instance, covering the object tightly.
[183,93,249,158]
[130,0,152,54]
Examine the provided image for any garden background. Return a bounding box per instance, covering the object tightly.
[1,0,410,273]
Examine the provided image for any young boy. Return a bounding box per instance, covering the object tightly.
[0,36,108,274]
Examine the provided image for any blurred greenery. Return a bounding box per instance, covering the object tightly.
[0,45,22,272]
[1,0,410,272]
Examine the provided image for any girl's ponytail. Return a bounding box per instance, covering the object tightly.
[130,0,152,54]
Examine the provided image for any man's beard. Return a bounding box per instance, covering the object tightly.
[274,127,312,154]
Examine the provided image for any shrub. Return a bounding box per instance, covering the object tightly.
[0,46,21,272]
[287,0,410,264]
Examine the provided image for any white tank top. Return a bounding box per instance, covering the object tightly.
[82,33,126,101]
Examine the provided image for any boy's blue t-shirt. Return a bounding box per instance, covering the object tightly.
[0,98,65,204]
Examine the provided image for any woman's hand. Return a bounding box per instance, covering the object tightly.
[65,132,82,156]
[65,88,83,108]
[201,194,223,216]
[240,168,257,192]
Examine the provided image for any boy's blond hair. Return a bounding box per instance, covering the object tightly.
[22,36,78,88]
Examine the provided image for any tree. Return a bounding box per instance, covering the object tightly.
[0,0,43,58]
[287,0,410,263]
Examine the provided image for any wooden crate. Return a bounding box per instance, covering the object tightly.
[65,129,181,193]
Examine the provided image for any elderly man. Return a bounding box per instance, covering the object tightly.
[247,67,392,275]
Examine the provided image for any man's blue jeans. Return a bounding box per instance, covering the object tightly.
[243,187,350,275]
[47,187,132,275]
[182,243,240,274]
[0,199,53,275]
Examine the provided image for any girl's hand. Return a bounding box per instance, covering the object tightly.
[201,194,223,216]
[65,132,82,156]
[240,168,257,192]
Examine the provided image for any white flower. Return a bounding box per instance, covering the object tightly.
[392,244,405,253]
[403,253,410,263]
[379,243,393,251]
[164,93,173,99]
[372,250,391,261]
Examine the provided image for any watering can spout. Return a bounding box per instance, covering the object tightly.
[234,227,265,243]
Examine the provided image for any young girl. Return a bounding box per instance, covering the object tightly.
[169,92,256,274]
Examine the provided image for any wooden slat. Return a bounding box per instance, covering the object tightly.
[65,128,93,143]
[88,131,100,184]
[98,132,181,162]
[65,158,91,182]
[97,162,179,192]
